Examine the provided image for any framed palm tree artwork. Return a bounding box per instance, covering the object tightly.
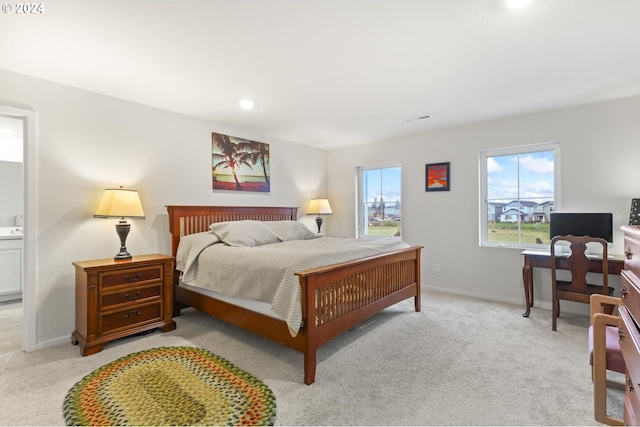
[211,132,270,192]
[425,162,450,192]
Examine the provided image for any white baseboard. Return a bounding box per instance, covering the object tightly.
[30,285,578,352]
[422,284,526,306]
[36,335,70,351]
[422,284,587,315]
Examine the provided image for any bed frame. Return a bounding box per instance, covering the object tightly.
[167,205,422,384]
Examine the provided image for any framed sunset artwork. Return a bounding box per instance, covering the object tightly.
[211,132,270,193]
[425,162,450,192]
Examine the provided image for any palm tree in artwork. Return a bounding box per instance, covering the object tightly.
[244,141,270,187]
[211,133,253,190]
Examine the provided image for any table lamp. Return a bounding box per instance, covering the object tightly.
[94,186,145,260]
[307,198,332,234]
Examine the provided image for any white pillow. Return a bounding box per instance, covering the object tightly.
[209,220,280,247]
[263,221,317,241]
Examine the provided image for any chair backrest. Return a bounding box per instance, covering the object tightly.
[550,234,609,294]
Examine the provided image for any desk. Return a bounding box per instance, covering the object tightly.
[521,250,624,317]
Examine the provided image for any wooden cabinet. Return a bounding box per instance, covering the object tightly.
[620,225,640,425]
[0,248,21,302]
[71,254,176,356]
[0,236,23,302]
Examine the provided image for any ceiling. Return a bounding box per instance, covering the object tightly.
[1,0,640,150]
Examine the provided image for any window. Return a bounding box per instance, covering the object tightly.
[357,163,401,239]
[479,142,560,248]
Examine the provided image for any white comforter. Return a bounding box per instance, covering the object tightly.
[176,232,410,336]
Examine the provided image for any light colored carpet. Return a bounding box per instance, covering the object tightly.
[0,300,22,355]
[0,289,624,425]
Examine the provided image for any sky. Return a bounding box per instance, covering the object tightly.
[364,167,401,204]
[487,150,554,201]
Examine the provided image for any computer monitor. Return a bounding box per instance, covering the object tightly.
[549,212,613,242]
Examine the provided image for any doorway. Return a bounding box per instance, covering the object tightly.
[0,105,36,353]
[0,115,23,353]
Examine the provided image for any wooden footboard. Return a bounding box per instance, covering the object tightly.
[296,245,421,384]
[166,205,422,385]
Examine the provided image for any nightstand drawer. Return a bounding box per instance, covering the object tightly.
[99,302,162,336]
[100,285,162,310]
[99,265,163,290]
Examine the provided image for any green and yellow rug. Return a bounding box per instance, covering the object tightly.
[63,346,276,426]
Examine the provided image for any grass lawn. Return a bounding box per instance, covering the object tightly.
[365,221,549,243]
[365,224,401,237]
[488,222,550,244]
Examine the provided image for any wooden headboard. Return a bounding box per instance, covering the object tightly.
[166,205,299,257]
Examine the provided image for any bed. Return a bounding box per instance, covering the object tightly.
[167,205,423,384]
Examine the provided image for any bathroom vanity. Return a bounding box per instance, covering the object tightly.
[0,227,23,302]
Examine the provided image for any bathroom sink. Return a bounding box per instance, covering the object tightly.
[0,227,23,240]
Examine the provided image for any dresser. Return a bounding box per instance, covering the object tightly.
[71,253,176,356]
[619,225,640,425]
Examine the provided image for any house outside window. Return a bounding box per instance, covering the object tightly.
[357,163,401,239]
[479,142,560,248]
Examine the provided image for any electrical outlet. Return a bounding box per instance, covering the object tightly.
[435,264,441,273]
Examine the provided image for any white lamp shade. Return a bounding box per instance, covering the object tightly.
[307,198,332,215]
[94,187,145,219]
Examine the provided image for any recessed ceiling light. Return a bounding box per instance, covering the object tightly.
[505,0,535,9]
[239,99,254,110]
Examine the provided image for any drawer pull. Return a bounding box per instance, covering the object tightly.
[622,286,629,298]
[619,329,625,341]
[628,378,634,392]
[125,273,142,283]
[125,291,141,301]
[124,310,141,319]
[626,247,633,260]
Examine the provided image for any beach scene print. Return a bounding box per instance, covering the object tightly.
[212,132,270,192]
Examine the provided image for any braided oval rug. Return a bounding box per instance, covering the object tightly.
[63,346,276,426]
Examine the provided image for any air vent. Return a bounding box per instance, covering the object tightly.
[404,114,431,122]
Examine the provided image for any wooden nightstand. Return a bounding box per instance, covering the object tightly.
[71,253,176,356]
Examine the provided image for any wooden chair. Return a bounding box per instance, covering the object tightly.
[550,235,613,331]
[590,294,624,426]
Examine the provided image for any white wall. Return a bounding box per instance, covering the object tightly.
[3,64,638,347]
[328,95,640,313]
[0,68,328,348]
[0,161,22,227]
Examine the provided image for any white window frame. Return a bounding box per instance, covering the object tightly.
[479,141,561,249]
[356,162,402,239]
